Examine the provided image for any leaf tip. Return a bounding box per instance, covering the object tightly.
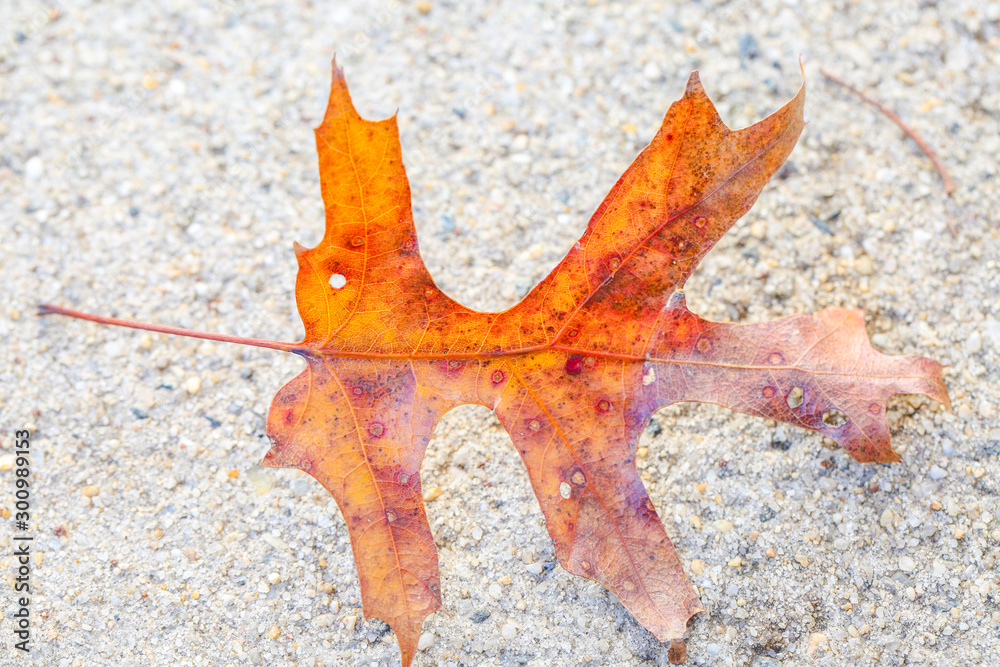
[319,56,360,127]
[683,70,704,98]
[667,638,687,664]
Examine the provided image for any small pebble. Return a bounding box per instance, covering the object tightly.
[25,156,44,180]
[898,556,916,572]
[470,525,483,541]
[245,467,274,494]
[343,615,357,632]
[966,330,983,354]
[422,486,443,502]
[184,376,202,395]
[738,34,759,60]
[879,508,895,529]
[979,401,997,419]
[712,519,733,533]
[794,554,810,567]
[267,625,281,639]
[501,622,517,640]
[929,465,948,480]
[806,633,827,656]
[728,556,742,567]
[82,485,100,497]
[417,632,435,651]
[262,533,288,550]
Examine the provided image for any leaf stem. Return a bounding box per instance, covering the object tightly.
[38,304,302,355]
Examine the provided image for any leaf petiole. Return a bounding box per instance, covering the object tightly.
[38,304,304,355]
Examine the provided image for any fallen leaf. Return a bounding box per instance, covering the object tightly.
[40,59,949,665]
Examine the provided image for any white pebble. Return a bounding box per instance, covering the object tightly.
[929,465,948,480]
[417,632,435,651]
[25,156,44,180]
[979,401,997,419]
[470,525,483,541]
[501,622,517,640]
[965,330,983,354]
[245,467,274,495]
[984,318,1000,349]
[184,376,202,394]
[898,556,916,572]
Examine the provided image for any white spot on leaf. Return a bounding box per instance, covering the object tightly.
[328,273,347,289]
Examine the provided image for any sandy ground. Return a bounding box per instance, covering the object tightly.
[2,1,999,665]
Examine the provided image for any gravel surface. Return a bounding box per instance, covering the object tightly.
[3,1,999,665]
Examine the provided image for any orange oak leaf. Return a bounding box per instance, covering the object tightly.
[41,59,950,666]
